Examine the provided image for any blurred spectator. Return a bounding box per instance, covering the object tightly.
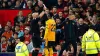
[1,36,7,52]
[3,0,8,2]
[14,10,25,26]
[38,21,43,27]
[9,32,18,45]
[26,0,33,9]
[77,43,82,56]
[2,25,13,40]
[89,0,96,12]
[0,24,4,36]
[56,0,64,9]
[24,27,31,45]
[20,0,26,9]
[27,39,34,52]
[63,0,70,6]
[8,1,12,8]
[52,6,59,19]
[25,13,32,25]
[37,1,46,13]
[96,0,100,11]
[15,25,24,38]
[14,0,21,9]
[9,32,18,44]
[10,0,16,8]
[79,10,87,19]
[40,26,45,39]
[6,21,12,29]
[55,44,61,54]
[32,0,38,6]
[32,6,40,13]
[84,19,90,25]
[86,6,94,16]
[44,0,57,9]
[7,39,15,52]
[55,18,62,45]
[19,21,25,31]
[58,11,65,22]
[13,32,18,39]
[75,12,80,19]
[63,6,69,18]
[1,2,8,9]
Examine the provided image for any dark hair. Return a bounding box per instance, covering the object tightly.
[1,36,6,38]
[89,25,95,30]
[5,25,10,29]
[13,32,18,35]
[18,36,25,42]
[53,6,57,9]
[15,25,20,27]
[47,13,53,18]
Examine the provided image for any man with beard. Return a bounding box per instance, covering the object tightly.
[58,14,77,56]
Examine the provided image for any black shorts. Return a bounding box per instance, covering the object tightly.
[47,41,55,48]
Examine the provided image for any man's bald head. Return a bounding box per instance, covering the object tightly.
[32,12,39,19]
[78,18,84,25]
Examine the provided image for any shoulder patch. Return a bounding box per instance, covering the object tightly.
[16,46,21,49]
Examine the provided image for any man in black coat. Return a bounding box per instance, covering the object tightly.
[30,13,42,56]
[59,15,77,56]
[77,18,89,43]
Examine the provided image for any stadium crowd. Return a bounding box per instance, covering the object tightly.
[0,0,100,56]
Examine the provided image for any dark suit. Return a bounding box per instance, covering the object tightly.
[59,18,77,56]
[30,18,42,56]
[77,24,89,43]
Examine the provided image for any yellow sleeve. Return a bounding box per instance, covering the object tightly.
[22,44,29,56]
[44,21,50,40]
[81,34,86,52]
[94,32,100,51]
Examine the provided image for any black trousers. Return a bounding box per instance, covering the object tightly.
[59,39,77,56]
[87,54,98,56]
[32,35,42,56]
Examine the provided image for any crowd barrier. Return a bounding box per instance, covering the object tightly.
[0,9,31,27]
